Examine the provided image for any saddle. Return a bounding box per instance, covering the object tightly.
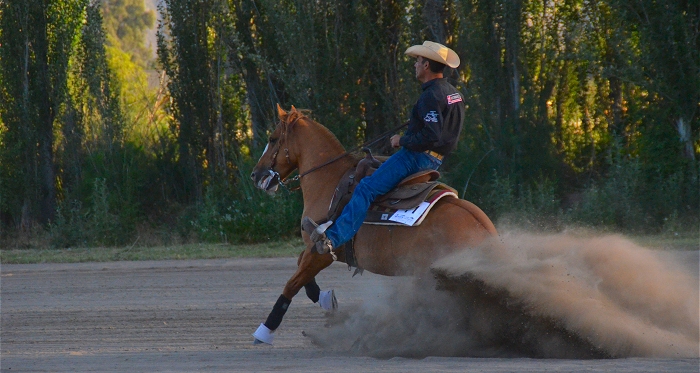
[325,149,457,274]
[319,148,458,277]
[327,149,456,223]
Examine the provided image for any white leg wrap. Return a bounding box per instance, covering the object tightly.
[319,289,338,311]
[252,323,274,345]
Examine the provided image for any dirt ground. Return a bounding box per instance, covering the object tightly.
[2,256,698,372]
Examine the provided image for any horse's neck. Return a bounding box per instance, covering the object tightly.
[296,123,355,218]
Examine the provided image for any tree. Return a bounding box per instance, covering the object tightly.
[0,0,87,226]
[158,0,245,201]
[610,0,699,161]
[101,0,156,66]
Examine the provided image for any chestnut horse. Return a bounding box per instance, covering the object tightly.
[249,105,497,344]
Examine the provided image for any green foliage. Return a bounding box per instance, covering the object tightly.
[477,171,561,230]
[157,0,242,203]
[251,0,418,148]
[568,159,647,230]
[187,186,303,244]
[1,0,698,248]
[183,156,303,243]
[480,154,699,234]
[50,200,86,248]
[87,178,124,245]
[102,0,156,66]
[50,178,135,248]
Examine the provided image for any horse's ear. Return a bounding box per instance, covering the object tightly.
[290,105,297,112]
[276,103,287,118]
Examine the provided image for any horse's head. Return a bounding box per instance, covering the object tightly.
[250,104,303,195]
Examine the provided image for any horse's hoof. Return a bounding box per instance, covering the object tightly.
[319,289,337,311]
[252,323,274,345]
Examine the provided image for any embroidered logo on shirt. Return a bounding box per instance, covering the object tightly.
[447,93,463,105]
[424,111,439,123]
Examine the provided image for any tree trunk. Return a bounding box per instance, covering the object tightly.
[423,0,447,43]
[34,0,56,224]
[608,75,624,139]
[675,118,696,161]
[235,0,270,150]
[505,0,521,114]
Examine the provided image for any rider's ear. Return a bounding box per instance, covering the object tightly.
[277,103,287,118]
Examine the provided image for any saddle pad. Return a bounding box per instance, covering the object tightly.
[364,189,457,226]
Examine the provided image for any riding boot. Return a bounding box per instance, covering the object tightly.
[301,217,334,254]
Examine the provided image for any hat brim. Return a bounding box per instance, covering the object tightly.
[405,45,460,68]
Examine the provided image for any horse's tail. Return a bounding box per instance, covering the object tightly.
[444,197,498,236]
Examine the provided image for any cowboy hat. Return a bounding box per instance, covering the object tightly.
[405,41,460,68]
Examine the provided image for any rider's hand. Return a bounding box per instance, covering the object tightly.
[390,135,402,148]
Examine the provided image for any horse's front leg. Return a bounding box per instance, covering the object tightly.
[297,250,338,311]
[252,248,335,345]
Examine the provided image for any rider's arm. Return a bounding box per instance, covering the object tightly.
[399,93,443,152]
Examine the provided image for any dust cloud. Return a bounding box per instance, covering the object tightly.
[306,231,699,359]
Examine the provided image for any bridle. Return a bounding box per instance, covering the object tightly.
[265,116,300,191]
[266,116,409,192]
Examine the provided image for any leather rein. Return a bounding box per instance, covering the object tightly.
[271,118,409,192]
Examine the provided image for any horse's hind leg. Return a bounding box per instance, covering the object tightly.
[253,249,334,345]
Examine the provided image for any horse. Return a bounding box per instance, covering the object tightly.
[249,105,497,344]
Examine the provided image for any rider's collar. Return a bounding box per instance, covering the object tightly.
[421,77,443,91]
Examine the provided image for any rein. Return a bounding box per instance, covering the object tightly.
[279,121,409,191]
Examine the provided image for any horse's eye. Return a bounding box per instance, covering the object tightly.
[269,137,278,144]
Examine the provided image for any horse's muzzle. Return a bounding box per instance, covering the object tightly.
[251,169,280,195]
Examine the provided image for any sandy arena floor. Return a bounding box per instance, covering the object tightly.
[2,256,698,372]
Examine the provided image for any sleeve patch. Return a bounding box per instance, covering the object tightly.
[424,111,439,123]
[447,93,463,105]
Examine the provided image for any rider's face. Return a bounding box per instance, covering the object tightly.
[414,56,429,82]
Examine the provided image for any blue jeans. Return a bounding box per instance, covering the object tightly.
[325,148,442,248]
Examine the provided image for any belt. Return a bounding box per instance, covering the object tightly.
[424,150,444,161]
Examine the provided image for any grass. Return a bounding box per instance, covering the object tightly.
[0,238,304,264]
[629,235,699,251]
[1,233,697,265]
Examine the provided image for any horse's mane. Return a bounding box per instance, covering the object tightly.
[280,107,312,128]
[281,107,364,164]
[281,108,338,145]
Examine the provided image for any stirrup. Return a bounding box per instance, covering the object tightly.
[302,217,334,254]
[316,238,335,255]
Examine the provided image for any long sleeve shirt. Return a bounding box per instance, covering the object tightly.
[399,78,465,156]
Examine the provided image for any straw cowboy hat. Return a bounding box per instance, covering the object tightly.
[405,41,460,68]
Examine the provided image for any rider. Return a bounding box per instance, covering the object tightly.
[303,41,465,254]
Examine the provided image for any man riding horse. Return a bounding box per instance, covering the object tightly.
[303,41,465,255]
[250,41,493,346]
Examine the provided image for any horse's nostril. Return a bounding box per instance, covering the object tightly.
[250,172,255,180]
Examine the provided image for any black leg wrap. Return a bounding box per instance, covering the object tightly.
[264,294,291,331]
[304,278,321,303]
